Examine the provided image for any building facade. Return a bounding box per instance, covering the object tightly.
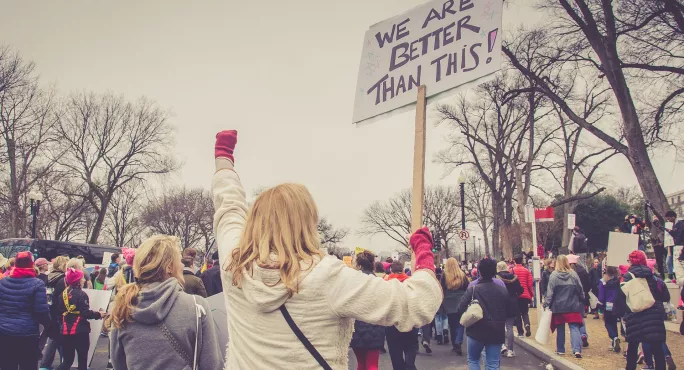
[668,190,684,216]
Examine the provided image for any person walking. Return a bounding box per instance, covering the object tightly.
[568,254,591,347]
[383,262,420,370]
[497,261,523,358]
[182,257,208,297]
[200,252,223,297]
[512,254,534,337]
[212,130,442,370]
[35,258,49,285]
[93,268,107,290]
[41,256,69,370]
[350,251,385,370]
[373,262,386,278]
[589,258,602,319]
[597,266,623,353]
[545,255,585,358]
[54,268,105,370]
[540,258,555,300]
[109,235,223,370]
[455,258,510,370]
[0,251,52,370]
[442,258,469,356]
[620,250,670,370]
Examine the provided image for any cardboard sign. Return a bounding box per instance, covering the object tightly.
[567,214,576,230]
[343,256,353,267]
[665,222,674,247]
[606,232,639,267]
[73,289,112,369]
[102,251,113,266]
[352,0,503,123]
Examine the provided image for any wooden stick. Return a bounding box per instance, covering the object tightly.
[410,86,427,271]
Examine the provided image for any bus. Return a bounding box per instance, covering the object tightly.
[0,238,121,265]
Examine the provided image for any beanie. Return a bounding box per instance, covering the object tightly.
[34,258,49,267]
[122,248,136,266]
[65,268,84,286]
[15,252,34,269]
[567,254,580,265]
[629,250,647,266]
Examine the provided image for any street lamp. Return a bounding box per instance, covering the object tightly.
[29,190,43,239]
[458,172,466,262]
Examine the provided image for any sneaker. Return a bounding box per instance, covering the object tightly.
[556,351,566,356]
[422,341,432,354]
[501,345,508,355]
[582,335,589,348]
[506,350,516,358]
[453,343,463,356]
[517,334,526,338]
[641,366,655,370]
[575,352,582,359]
[613,338,621,353]
[637,352,645,364]
[666,355,676,370]
[525,324,532,337]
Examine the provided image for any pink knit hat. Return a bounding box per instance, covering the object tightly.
[619,265,629,276]
[122,248,136,266]
[567,254,580,265]
[65,268,84,286]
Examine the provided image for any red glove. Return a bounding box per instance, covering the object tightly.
[215,130,238,163]
[409,227,435,273]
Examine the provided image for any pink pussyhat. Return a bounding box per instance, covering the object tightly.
[618,265,629,276]
[122,248,136,266]
[646,259,657,272]
[65,268,84,286]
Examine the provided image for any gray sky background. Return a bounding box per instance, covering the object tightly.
[2,0,682,255]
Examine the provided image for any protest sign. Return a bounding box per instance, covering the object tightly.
[606,232,639,267]
[102,251,113,266]
[352,0,503,124]
[207,293,229,360]
[74,289,112,369]
[343,256,353,267]
[567,214,576,229]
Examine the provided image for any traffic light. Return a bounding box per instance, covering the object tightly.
[434,236,441,251]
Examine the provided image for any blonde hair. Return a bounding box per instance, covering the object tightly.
[52,256,69,273]
[227,183,324,295]
[555,255,572,273]
[496,261,509,272]
[444,258,466,290]
[543,258,555,268]
[66,258,84,270]
[111,235,183,328]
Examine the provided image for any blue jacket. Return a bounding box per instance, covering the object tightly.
[0,276,51,336]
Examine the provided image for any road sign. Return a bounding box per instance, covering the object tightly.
[458,230,470,241]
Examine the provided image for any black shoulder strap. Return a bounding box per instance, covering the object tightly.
[280,305,332,370]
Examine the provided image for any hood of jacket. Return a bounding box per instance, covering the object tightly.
[553,271,574,281]
[497,271,517,284]
[628,264,653,279]
[47,271,65,286]
[131,278,183,325]
[237,254,322,314]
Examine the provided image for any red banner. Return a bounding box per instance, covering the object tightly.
[534,207,555,223]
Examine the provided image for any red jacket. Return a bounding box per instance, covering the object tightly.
[513,264,534,300]
[385,273,409,283]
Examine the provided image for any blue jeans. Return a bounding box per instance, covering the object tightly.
[447,313,465,345]
[643,342,671,367]
[667,248,674,278]
[435,313,448,333]
[467,337,501,370]
[556,323,582,354]
[604,311,619,339]
[579,319,588,338]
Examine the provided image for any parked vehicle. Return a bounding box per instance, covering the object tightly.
[0,239,120,265]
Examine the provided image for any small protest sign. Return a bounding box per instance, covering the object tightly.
[353,0,503,123]
[606,232,639,267]
[74,289,112,369]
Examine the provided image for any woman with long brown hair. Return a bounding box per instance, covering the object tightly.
[109,235,222,370]
[213,130,442,369]
[441,257,469,355]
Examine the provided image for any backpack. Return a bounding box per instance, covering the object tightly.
[620,272,656,313]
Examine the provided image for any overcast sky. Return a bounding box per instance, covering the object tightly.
[2,0,682,255]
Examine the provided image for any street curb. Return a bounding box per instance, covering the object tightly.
[514,337,586,370]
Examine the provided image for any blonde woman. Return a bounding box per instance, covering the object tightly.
[109,235,222,370]
[545,255,585,358]
[66,258,93,289]
[442,258,469,356]
[212,130,441,369]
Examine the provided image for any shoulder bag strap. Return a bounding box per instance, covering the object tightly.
[192,295,206,370]
[280,305,332,370]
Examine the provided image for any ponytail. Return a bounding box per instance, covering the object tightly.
[110,282,141,329]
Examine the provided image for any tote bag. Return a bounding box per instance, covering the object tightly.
[460,285,483,328]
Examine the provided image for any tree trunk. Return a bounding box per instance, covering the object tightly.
[514,167,534,252]
[88,200,110,245]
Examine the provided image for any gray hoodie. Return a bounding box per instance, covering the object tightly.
[544,270,584,314]
[110,278,223,370]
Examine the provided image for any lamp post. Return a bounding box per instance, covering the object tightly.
[29,190,43,239]
[458,172,466,262]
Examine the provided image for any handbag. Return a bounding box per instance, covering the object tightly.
[161,295,206,370]
[459,285,483,328]
[280,305,332,370]
[192,295,206,370]
[620,272,655,313]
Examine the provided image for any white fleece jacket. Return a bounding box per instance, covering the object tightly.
[212,159,442,370]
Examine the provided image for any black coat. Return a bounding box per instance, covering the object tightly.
[497,272,523,318]
[589,266,602,296]
[349,270,385,349]
[201,264,223,297]
[575,264,591,305]
[54,285,102,335]
[455,279,511,345]
[440,275,469,315]
[620,265,670,343]
[540,269,552,298]
[45,271,67,338]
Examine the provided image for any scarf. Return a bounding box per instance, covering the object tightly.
[11,267,37,279]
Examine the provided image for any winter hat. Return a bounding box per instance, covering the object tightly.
[646,259,657,272]
[34,258,48,268]
[65,268,84,286]
[567,254,580,265]
[629,250,647,266]
[15,252,34,269]
[122,248,136,266]
[619,264,629,276]
[471,268,478,278]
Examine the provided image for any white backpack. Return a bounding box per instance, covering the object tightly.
[620,272,656,313]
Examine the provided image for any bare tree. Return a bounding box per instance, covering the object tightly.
[104,183,145,248]
[463,171,494,256]
[36,172,92,241]
[318,216,349,248]
[57,93,177,244]
[141,187,213,253]
[0,47,59,237]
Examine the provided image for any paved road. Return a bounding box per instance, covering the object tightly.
[80,335,549,370]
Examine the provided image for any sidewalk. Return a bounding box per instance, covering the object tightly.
[524,308,684,370]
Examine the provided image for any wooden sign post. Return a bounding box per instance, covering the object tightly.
[411,86,427,268]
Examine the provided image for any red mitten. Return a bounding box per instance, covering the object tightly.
[215,130,238,163]
[409,227,435,272]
